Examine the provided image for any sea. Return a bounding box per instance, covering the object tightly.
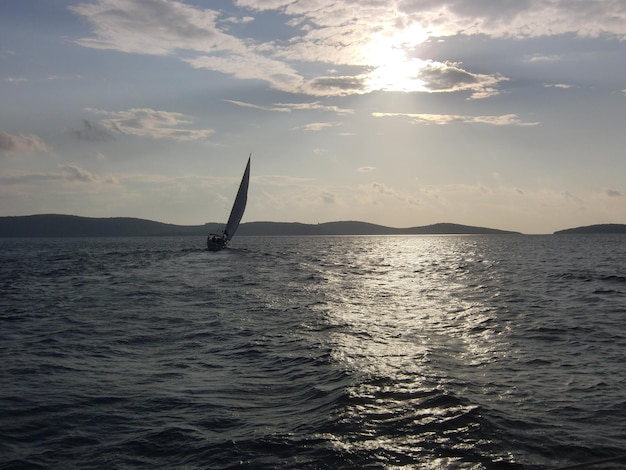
[1,235,625,469]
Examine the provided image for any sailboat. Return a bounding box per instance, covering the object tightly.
[207,155,251,251]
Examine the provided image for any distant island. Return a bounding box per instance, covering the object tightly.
[0,214,520,237]
[1,215,622,237]
[554,224,626,234]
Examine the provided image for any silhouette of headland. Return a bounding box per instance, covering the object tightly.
[553,224,626,234]
[0,214,522,237]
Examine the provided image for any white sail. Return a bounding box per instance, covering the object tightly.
[223,155,250,241]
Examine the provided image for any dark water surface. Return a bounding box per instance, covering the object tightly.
[1,235,625,469]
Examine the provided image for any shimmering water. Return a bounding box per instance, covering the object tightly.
[1,235,625,469]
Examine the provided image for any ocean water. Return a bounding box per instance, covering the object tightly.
[1,235,625,469]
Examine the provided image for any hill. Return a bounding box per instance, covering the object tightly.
[0,214,214,237]
[554,224,626,234]
[0,214,520,237]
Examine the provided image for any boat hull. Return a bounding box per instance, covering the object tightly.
[206,245,225,252]
[207,235,227,251]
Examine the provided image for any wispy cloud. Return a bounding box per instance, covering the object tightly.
[358,166,376,173]
[295,121,342,132]
[279,102,354,114]
[67,119,115,142]
[185,53,304,94]
[59,164,119,184]
[0,166,118,185]
[69,0,242,55]
[254,175,316,186]
[221,15,254,25]
[305,75,369,96]
[222,100,291,113]
[223,99,353,114]
[4,77,29,83]
[61,164,98,183]
[544,83,574,89]
[369,182,420,206]
[0,170,60,185]
[321,192,335,204]
[372,112,539,126]
[85,108,214,141]
[525,54,563,63]
[0,130,49,155]
[4,75,81,83]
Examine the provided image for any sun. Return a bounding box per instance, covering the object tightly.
[361,24,429,93]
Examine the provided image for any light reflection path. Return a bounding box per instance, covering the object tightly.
[308,236,514,468]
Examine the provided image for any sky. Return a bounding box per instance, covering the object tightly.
[1,0,625,234]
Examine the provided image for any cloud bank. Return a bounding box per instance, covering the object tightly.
[69,0,626,98]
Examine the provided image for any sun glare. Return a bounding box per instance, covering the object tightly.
[362,24,429,93]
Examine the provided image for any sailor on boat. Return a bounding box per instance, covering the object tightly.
[207,234,226,251]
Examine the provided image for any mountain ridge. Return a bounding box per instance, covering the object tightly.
[554,223,626,234]
[0,214,520,237]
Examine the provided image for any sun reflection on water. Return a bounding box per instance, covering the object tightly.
[318,236,508,379]
[311,235,514,466]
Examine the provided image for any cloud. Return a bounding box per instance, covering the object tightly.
[0,49,16,59]
[184,53,304,94]
[525,54,563,63]
[67,119,115,142]
[223,99,354,114]
[238,1,626,39]
[222,100,291,113]
[372,182,397,197]
[295,121,341,132]
[59,164,119,184]
[605,189,623,197]
[562,191,584,205]
[279,102,354,114]
[4,75,81,84]
[544,83,574,89]
[370,182,420,206]
[0,131,49,155]
[417,61,506,98]
[358,167,376,173]
[0,171,59,185]
[69,0,626,99]
[69,0,243,55]
[0,166,118,185]
[254,175,315,186]
[61,164,98,183]
[222,15,254,25]
[372,112,539,126]
[85,108,214,141]
[385,1,626,39]
[321,192,335,204]
[305,75,369,96]
[4,77,29,83]
[238,0,626,41]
